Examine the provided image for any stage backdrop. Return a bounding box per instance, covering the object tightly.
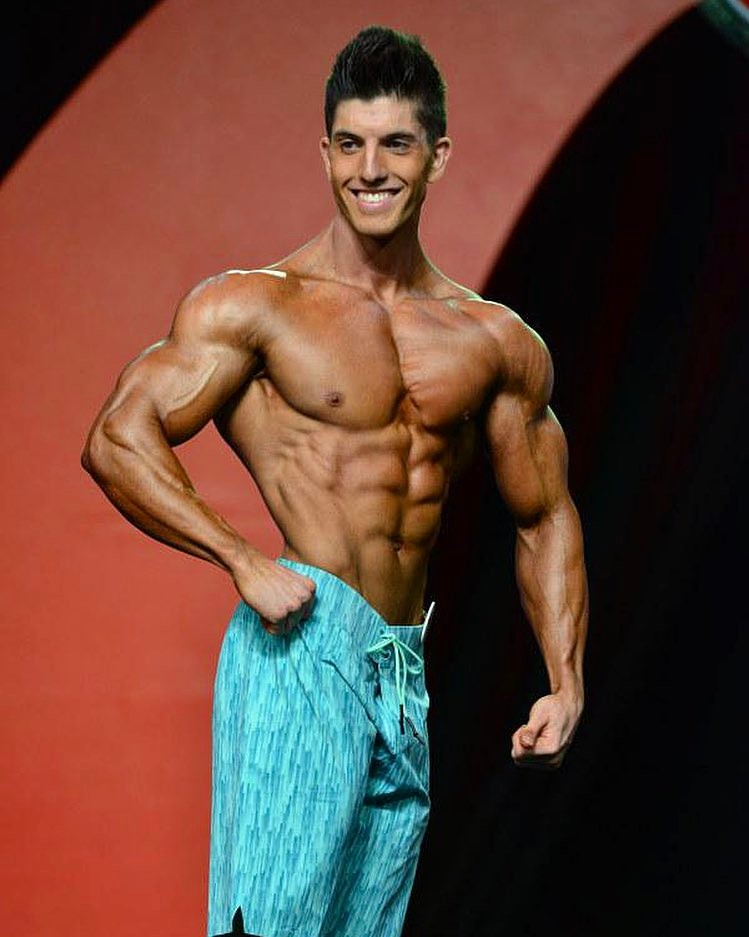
[0,1,696,935]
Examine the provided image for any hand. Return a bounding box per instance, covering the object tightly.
[511,691,582,770]
[231,551,316,636]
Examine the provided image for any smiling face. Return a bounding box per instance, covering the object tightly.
[320,96,450,240]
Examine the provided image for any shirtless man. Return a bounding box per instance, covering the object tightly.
[82,26,587,937]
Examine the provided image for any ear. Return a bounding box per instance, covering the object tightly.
[427,136,452,183]
[320,136,332,181]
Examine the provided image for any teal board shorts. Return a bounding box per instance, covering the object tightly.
[207,559,431,937]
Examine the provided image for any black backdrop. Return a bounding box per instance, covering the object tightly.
[415,6,749,936]
[1,2,154,176]
[6,3,747,936]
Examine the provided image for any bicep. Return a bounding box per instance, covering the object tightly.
[96,285,259,446]
[486,394,570,526]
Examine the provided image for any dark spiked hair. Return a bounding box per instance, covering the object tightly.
[324,26,447,147]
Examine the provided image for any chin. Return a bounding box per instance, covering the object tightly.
[352,218,401,239]
[346,205,417,241]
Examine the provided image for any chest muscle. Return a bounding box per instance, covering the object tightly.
[260,296,498,430]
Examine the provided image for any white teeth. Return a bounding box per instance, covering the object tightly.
[356,191,394,202]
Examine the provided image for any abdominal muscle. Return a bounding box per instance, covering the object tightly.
[219,383,455,625]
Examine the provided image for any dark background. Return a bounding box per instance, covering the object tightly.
[418,6,749,936]
[5,3,747,936]
[2,2,155,177]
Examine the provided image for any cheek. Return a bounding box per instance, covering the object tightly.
[405,159,432,186]
[406,169,430,198]
[331,164,352,187]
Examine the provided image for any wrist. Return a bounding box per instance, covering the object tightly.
[221,535,262,578]
[552,673,584,711]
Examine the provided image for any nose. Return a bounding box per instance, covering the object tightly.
[360,142,387,185]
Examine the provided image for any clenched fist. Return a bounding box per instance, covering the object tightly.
[231,551,316,635]
[511,691,582,770]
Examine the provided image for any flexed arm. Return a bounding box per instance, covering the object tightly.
[485,314,588,768]
[82,273,315,632]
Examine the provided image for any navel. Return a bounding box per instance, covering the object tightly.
[325,390,345,407]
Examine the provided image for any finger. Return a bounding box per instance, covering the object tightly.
[281,576,316,624]
[510,724,537,755]
[280,581,314,622]
[511,725,530,757]
[260,615,282,636]
[512,730,559,763]
[299,592,316,622]
[286,606,305,631]
[290,574,316,600]
[524,703,555,745]
[283,594,312,632]
[261,610,295,636]
[519,723,538,748]
[260,570,317,635]
[512,737,567,769]
[512,744,559,767]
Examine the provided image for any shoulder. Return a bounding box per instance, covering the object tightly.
[428,273,552,404]
[171,267,297,344]
[461,297,553,408]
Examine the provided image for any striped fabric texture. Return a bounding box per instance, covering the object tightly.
[208,559,431,937]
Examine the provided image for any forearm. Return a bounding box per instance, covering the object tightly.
[82,412,253,573]
[515,496,588,703]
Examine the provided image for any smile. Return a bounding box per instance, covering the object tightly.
[348,188,403,213]
[350,188,401,201]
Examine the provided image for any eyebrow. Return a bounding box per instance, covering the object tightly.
[332,130,420,144]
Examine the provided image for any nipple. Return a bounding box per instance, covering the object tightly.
[325,390,344,407]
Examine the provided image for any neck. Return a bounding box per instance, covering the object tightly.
[322,212,433,304]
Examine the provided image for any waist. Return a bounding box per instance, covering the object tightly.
[276,558,428,651]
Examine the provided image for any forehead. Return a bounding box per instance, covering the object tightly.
[331,96,424,137]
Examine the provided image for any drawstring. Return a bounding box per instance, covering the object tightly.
[366,632,424,734]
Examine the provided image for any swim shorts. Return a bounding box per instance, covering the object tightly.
[207,558,431,937]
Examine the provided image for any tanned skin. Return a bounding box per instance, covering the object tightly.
[82,96,587,768]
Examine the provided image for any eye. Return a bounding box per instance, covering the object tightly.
[338,139,359,153]
[387,139,411,153]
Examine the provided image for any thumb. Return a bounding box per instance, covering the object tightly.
[519,717,544,748]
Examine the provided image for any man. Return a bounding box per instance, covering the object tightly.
[82,25,587,937]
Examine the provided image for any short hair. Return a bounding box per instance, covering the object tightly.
[324,26,447,147]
